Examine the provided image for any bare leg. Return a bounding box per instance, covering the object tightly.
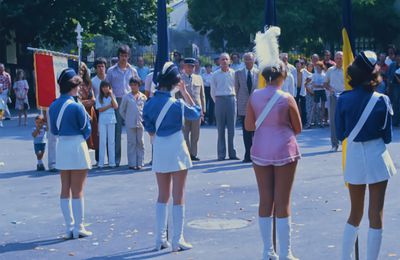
[70,170,87,199]
[172,170,188,205]
[23,110,27,126]
[347,184,366,226]
[274,161,298,259]
[253,163,277,258]
[18,111,22,126]
[171,169,191,251]
[274,161,297,218]
[70,170,91,238]
[60,170,72,198]
[367,181,387,260]
[156,173,172,204]
[253,164,275,217]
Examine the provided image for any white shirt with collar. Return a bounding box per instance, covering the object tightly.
[282,73,296,97]
[210,68,236,101]
[325,66,344,96]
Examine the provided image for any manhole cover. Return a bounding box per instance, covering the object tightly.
[187,218,251,230]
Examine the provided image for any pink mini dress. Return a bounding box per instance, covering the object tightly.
[249,86,301,166]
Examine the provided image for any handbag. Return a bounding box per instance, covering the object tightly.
[23,102,29,110]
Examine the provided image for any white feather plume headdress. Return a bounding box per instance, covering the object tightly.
[254,26,281,71]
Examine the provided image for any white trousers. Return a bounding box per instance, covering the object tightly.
[47,115,57,169]
[126,127,145,167]
[98,123,116,167]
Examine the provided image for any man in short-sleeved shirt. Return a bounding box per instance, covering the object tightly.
[324,51,344,152]
[105,45,138,166]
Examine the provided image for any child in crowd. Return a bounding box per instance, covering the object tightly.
[13,69,30,126]
[96,81,118,168]
[119,77,147,170]
[32,115,47,171]
[311,61,327,127]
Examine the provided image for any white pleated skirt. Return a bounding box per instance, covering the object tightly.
[344,138,396,185]
[56,135,92,170]
[152,130,192,173]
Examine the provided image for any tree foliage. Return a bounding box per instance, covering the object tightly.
[187,0,400,54]
[0,0,157,52]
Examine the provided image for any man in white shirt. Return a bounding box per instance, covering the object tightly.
[91,58,107,99]
[211,53,239,161]
[235,52,259,162]
[282,70,296,97]
[324,51,345,152]
[280,53,296,77]
[105,45,139,166]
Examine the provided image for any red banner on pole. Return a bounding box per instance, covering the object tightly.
[34,53,56,108]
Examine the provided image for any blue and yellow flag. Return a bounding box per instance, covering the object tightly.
[258,0,277,89]
[152,0,169,85]
[342,0,355,170]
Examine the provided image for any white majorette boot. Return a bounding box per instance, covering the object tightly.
[60,198,74,239]
[172,205,192,252]
[366,228,383,260]
[71,198,92,239]
[277,217,298,260]
[155,202,170,251]
[341,223,359,260]
[259,217,279,260]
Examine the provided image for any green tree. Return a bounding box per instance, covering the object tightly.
[0,0,157,53]
[187,0,400,54]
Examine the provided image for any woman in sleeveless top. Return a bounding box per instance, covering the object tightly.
[143,62,201,252]
[49,68,93,240]
[245,62,302,260]
[336,51,396,260]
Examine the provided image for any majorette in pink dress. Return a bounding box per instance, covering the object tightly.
[249,86,301,166]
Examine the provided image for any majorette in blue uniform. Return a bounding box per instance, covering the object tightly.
[336,51,396,260]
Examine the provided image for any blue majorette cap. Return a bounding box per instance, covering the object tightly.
[57,68,77,86]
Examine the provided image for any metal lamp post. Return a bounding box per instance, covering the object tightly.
[75,23,83,67]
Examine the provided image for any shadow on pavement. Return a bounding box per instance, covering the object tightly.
[0,170,56,179]
[86,247,171,259]
[0,238,66,254]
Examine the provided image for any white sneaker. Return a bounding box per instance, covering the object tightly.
[0,121,3,127]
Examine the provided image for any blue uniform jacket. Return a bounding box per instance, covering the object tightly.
[49,94,91,140]
[335,87,392,144]
[143,91,201,136]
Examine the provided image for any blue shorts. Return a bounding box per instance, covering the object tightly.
[34,143,46,154]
